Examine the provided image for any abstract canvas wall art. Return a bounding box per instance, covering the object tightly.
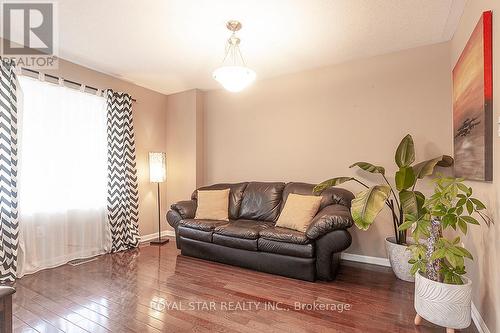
[453,11,493,181]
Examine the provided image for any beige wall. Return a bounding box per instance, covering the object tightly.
[165,89,204,216]
[202,42,452,258]
[450,1,500,331]
[40,58,169,237]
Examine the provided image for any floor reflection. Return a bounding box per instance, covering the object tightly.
[10,241,479,333]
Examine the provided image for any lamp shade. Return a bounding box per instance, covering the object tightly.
[149,152,166,183]
[213,66,256,92]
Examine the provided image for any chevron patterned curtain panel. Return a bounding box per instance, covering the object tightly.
[0,59,20,282]
[105,90,140,252]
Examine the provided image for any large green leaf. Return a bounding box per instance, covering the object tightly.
[453,246,473,260]
[351,185,391,230]
[349,162,385,175]
[470,198,486,210]
[395,167,416,191]
[395,134,415,168]
[413,155,454,179]
[460,215,480,225]
[399,190,425,217]
[313,177,354,194]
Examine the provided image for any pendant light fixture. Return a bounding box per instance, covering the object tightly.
[213,20,256,92]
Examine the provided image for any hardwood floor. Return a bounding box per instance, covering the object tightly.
[11,239,479,333]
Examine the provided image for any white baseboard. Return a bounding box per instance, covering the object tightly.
[341,252,391,267]
[140,230,175,242]
[472,302,491,333]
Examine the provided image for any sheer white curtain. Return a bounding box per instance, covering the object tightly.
[16,76,110,277]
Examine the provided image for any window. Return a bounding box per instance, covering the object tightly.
[17,76,110,276]
[19,77,108,213]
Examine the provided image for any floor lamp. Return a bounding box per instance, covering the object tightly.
[149,152,169,245]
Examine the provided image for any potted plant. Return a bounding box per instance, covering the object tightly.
[314,134,453,281]
[398,175,488,332]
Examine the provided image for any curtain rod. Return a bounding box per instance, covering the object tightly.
[20,67,137,102]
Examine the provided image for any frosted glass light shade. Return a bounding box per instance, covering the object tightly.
[212,66,256,92]
[149,152,166,183]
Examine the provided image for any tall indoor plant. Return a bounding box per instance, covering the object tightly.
[399,175,488,332]
[314,134,453,281]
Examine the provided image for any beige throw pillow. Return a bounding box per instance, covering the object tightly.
[276,193,322,232]
[195,189,230,221]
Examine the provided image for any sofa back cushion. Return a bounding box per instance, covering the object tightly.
[281,182,354,212]
[192,182,248,219]
[239,182,286,222]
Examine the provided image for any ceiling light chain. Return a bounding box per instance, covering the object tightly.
[222,31,246,67]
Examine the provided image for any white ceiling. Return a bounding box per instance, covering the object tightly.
[51,0,465,94]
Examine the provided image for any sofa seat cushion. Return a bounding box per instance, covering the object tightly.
[178,226,212,242]
[258,238,314,258]
[259,227,310,245]
[214,220,273,240]
[213,234,258,251]
[179,219,229,232]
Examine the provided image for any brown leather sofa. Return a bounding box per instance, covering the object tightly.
[166,182,354,281]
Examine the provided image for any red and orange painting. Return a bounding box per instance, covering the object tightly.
[453,11,493,181]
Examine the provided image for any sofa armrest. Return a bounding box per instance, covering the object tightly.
[305,204,353,240]
[170,200,197,219]
[315,229,352,280]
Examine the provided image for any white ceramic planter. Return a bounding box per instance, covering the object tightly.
[384,236,414,282]
[414,271,472,330]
